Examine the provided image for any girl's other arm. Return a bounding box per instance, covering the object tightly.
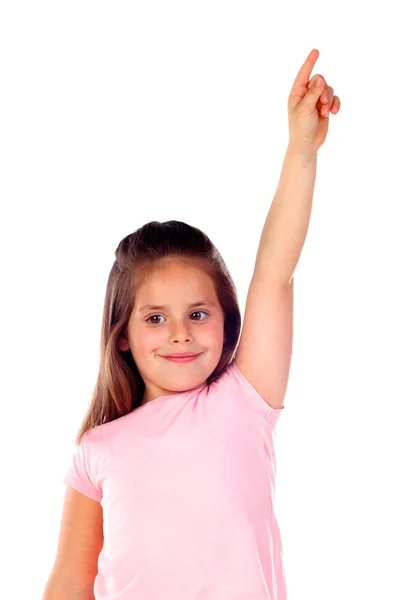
[42,486,103,599]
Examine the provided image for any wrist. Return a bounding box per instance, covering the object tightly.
[286,142,318,163]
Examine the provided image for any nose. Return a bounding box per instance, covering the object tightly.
[169,319,193,343]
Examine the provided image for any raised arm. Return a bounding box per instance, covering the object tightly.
[235,49,340,409]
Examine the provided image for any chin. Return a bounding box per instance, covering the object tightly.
[165,366,210,387]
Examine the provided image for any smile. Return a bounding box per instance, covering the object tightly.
[161,354,201,363]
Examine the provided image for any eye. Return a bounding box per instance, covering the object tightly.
[190,310,209,321]
[146,314,166,325]
[145,311,209,325]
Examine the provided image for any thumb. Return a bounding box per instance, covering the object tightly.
[303,76,325,110]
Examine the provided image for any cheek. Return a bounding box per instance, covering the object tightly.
[138,328,164,350]
[129,324,161,354]
[200,321,224,345]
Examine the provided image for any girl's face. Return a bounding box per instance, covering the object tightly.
[119,259,225,405]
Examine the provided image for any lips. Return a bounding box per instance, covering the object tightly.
[163,353,200,358]
[161,353,201,363]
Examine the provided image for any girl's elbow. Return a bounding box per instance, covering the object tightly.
[42,570,95,600]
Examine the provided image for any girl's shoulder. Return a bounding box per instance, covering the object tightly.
[214,360,284,422]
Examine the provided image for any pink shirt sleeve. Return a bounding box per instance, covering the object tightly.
[63,432,102,502]
[229,361,285,421]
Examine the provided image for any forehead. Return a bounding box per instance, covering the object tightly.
[134,260,218,306]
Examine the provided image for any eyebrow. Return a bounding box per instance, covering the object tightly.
[138,300,217,313]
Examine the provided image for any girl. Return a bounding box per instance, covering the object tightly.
[43,49,340,600]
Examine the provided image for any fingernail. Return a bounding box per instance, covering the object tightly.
[316,77,324,86]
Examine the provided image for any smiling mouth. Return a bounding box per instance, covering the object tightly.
[161,354,201,363]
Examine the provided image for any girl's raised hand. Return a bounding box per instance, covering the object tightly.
[287,49,341,154]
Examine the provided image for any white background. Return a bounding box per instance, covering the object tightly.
[1,2,399,599]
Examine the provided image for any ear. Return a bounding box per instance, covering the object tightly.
[118,335,130,352]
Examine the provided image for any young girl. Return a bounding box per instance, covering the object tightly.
[43,49,340,600]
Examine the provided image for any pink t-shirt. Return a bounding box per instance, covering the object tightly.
[63,360,286,600]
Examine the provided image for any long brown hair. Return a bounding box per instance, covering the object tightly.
[75,220,241,444]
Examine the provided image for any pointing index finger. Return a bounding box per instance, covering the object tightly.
[292,48,319,90]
